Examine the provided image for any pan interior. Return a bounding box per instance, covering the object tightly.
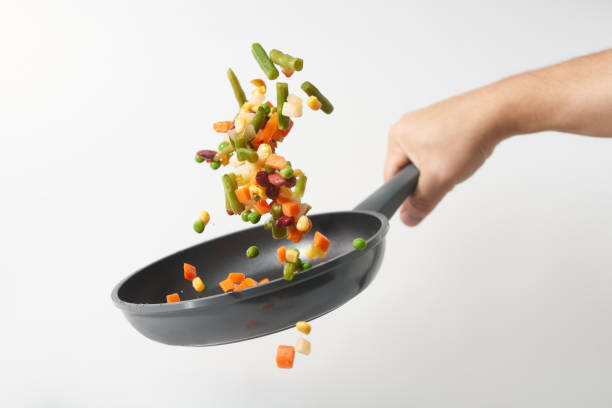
[116,211,384,305]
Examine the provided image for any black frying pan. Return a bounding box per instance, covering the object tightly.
[111,164,419,346]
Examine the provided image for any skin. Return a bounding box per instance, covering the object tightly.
[385,49,612,226]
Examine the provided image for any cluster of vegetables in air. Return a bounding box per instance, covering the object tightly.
[192,43,333,245]
[276,321,312,369]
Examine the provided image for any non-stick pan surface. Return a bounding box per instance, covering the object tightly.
[112,164,419,346]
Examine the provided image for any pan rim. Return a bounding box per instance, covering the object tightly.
[110,210,389,315]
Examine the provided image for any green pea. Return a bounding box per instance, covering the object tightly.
[218,141,230,151]
[193,219,205,233]
[302,261,312,270]
[270,203,283,219]
[210,160,221,170]
[264,217,274,230]
[241,211,251,222]
[353,238,366,250]
[195,155,204,163]
[280,166,294,179]
[295,257,303,270]
[246,245,259,258]
[248,211,261,224]
[283,262,296,281]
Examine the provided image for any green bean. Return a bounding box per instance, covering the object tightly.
[283,262,296,281]
[270,202,283,219]
[300,81,334,114]
[234,132,247,149]
[214,144,234,161]
[195,155,204,163]
[225,194,232,213]
[246,246,260,258]
[250,106,267,133]
[222,174,244,214]
[301,203,312,215]
[353,238,366,250]
[228,172,238,189]
[293,175,307,200]
[277,82,290,130]
[235,147,258,163]
[261,103,271,114]
[248,211,261,224]
[269,49,303,71]
[227,68,247,108]
[251,43,279,80]
[218,141,230,151]
[280,166,294,179]
[193,219,205,234]
[272,224,287,240]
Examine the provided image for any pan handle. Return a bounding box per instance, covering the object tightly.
[354,163,420,219]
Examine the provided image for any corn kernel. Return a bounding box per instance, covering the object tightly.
[234,117,246,133]
[220,155,229,166]
[296,216,310,232]
[249,185,266,200]
[295,337,311,355]
[257,143,272,161]
[285,248,299,263]
[293,169,304,177]
[250,79,266,93]
[199,211,210,225]
[296,321,311,335]
[307,95,322,111]
[240,102,253,113]
[313,245,326,258]
[192,277,205,292]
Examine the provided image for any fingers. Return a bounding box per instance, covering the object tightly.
[399,171,451,226]
[384,132,410,182]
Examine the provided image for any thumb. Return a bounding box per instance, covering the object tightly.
[399,171,452,226]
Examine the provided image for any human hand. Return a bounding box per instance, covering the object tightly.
[385,87,507,226]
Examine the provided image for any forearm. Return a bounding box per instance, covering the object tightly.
[487,49,612,140]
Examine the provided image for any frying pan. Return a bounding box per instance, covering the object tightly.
[111,164,419,346]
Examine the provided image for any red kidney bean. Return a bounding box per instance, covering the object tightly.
[268,172,286,187]
[266,184,280,200]
[284,176,296,188]
[255,171,269,187]
[197,149,217,160]
[226,209,234,215]
[276,216,294,227]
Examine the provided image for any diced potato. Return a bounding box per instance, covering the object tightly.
[296,338,311,355]
[287,93,302,105]
[285,248,299,263]
[249,91,265,106]
[257,143,272,161]
[282,101,303,118]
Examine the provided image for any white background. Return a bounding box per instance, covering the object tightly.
[1,0,611,406]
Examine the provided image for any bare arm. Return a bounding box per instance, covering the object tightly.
[385,49,612,226]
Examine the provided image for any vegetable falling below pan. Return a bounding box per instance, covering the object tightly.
[111,164,419,346]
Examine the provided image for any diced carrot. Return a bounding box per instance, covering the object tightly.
[234,278,258,292]
[265,154,287,170]
[166,293,180,303]
[278,119,293,138]
[219,279,235,293]
[287,227,304,243]
[228,273,245,284]
[252,200,271,215]
[276,194,291,204]
[259,278,270,285]
[281,201,300,217]
[262,113,279,144]
[313,231,331,252]
[234,186,251,204]
[277,246,286,263]
[281,68,295,78]
[183,263,197,281]
[276,345,295,369]
[212,121,233,133]
[265,101,274,108]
